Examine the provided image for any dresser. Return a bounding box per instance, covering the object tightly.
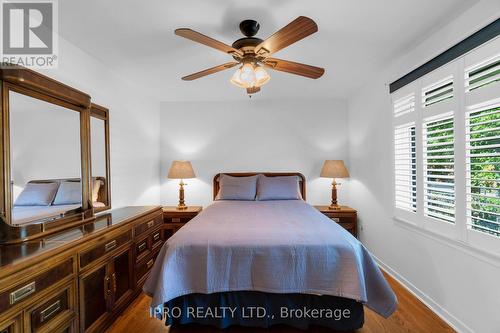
[314,205,358,238]
[0,206,165,333]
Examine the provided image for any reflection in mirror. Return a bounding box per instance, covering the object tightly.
[90,116,108,210]
[9,90,82,225]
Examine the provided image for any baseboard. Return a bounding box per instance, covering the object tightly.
[373,255,474,333]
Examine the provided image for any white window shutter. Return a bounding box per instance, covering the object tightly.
[394,123,417,212]
[422,75,454,108]
[393,93,415,117]
[422,112,456,223]
[465,101,500,237]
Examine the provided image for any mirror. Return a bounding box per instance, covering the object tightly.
[90,104,111,212]
[9,90,83,225]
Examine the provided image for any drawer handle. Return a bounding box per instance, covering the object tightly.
[147,220,154,228]
[104,276,111,300]
[153,233,160,241]
[105,240,117,252]
[138,242,147,252]
[171,218,181,223]
[10,281,36,304]
[40,300,61,323]
[146,259,154,269]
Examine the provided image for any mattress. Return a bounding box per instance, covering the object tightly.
[144,200,397,318]
[12,204,81,225]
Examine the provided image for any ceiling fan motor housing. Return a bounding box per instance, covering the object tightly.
[239,19,260,37]
[231,20,263,57]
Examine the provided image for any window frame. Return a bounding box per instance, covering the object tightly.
[392,37,500,254]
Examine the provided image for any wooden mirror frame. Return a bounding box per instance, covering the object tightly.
[90,103,111,213]
[0,65,101,243]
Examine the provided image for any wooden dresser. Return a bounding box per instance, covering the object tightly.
[314,205,358,238]
[0,206,165,333]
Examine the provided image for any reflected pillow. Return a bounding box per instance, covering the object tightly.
[92,178,103,203]
[216,174,258,201]
[256,175,302,201]
[14,182,59,206]
[53,181,82,205]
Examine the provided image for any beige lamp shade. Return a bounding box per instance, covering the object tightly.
[167,161,196,179]
[320,160,349,178]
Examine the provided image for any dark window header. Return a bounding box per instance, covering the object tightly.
[390,18,500,94]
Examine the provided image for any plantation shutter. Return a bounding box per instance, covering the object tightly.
[393,93,415,117]
[422,112,456,223]
[464,37,500,244]
[391,32,499,252]
[394,123,417,212]
[465,104,500,237]
[422,76,454,107]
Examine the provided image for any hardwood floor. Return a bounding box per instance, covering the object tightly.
[107,273,455,333]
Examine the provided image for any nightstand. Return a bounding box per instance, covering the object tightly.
[314,205,358,238]
[162,206,202,239]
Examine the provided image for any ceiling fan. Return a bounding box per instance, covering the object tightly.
[175,16,325,96]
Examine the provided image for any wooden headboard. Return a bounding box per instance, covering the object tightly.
[213,172,306,200]
[28,177,107,203]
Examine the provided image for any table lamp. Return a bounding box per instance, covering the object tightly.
[167,160,196,210]
[320,160,349,210]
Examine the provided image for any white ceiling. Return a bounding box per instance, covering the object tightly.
[59,0,476,102]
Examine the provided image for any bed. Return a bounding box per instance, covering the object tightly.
[144,173,397,330]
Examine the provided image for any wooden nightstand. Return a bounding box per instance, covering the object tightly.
[162,206,202,240]
[314,205,358,238]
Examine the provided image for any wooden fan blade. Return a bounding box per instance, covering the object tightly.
[263,58,324,79]
[181,62,239,81]
[255,16,318,56]
[175,28,243,57]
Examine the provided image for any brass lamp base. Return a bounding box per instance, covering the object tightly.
[177,180,188,210]
[328,204,341,210]
[329,179,341,210]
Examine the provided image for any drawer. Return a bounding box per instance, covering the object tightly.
[135,252,159,286]
[135,236,150,263]
[79,230,132,268]
[30,289,69,332]
[151,229,164,251]
[164,216,193,224]
[134,214,162,238]
[135,238,150,261]
[0,258,73,313]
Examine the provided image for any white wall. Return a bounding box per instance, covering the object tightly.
[346,1,500,332]
[160,99,349,207]
[38,37,161,207]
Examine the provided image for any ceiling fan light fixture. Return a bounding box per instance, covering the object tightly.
[230,63,270,92]
[239,63,256,86]
[254,66,270,87]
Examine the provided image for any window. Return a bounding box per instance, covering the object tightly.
[422,76,454,107]
[423,113,455,223]
[393,93,415,117]
[465,56,500,92]
[393,37,500,253]
[394,123,417,212]
[466,103,500,237]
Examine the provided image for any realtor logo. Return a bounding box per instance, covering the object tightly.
[1,0,58,68]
